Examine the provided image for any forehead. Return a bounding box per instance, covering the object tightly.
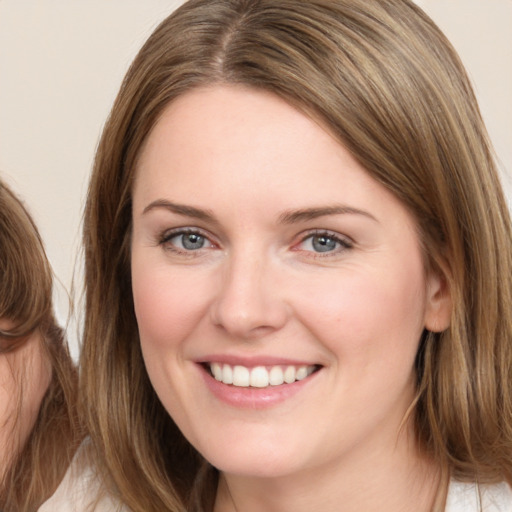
[135,85,377,199]
[136,84,332,174]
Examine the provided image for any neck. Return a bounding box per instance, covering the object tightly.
[214,427,441,512]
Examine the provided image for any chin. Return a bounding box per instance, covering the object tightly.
[196,438,306,479]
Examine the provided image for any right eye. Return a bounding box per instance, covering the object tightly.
[160,229,214,252]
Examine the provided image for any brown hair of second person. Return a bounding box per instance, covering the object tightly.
[0,179,82,512]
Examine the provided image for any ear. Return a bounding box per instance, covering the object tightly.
[424,267,452,332]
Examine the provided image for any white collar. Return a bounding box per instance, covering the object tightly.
[445,480,512,511]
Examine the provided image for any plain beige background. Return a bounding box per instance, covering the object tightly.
[0,1,511,356]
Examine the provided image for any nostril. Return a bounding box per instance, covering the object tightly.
[210,293,290,339]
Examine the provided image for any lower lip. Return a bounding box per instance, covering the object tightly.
[199,365,319,409]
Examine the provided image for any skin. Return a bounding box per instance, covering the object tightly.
[0,321,51,478]
[131,85,452,512]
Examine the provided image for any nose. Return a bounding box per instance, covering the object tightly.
[209,251,290,340]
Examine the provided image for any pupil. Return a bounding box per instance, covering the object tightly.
[182,233,204,250]
[312,235,336,253]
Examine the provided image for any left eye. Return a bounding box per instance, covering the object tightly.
[298,233,350,253]
[166,231,213,251]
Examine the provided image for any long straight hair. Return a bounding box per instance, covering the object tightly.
[82,1,512,510]
[0,180,82,512]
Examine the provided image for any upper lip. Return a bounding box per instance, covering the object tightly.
[196,354,321,368]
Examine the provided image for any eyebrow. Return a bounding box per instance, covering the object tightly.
[142,200,377,224]
[142,199,217,223]
[278,205,378,224]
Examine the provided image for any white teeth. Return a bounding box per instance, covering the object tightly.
[222,364,233,384]
[232,365,250,387]
[209,363,316,388]
[269,366,284,386]
[296,366,308,381]
[250,366,269,388]
[284,365,296,384]
[212,362,223,381]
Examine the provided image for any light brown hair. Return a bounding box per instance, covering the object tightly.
[0,179,82,512]
[81,0,512,510]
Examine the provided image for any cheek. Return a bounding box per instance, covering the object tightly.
[131,258,210,350]
[0,334,51,454]
[293,263,427,365]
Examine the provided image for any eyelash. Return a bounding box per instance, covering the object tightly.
[158,228,216,256]
[294,230,353,257]
[157,228,353,257]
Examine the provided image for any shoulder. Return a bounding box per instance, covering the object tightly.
[445,480,512,512]
[37,440,131,512]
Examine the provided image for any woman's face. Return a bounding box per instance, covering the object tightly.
[131,85,450,479]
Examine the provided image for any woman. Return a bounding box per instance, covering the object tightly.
[43,0,512,510]
[0,179,82,511]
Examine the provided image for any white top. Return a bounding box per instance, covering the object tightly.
[40,452,512,512]
[37,443,129,512]
[445,480,512,511]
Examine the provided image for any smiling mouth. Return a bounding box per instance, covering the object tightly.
[205,363,321,388]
